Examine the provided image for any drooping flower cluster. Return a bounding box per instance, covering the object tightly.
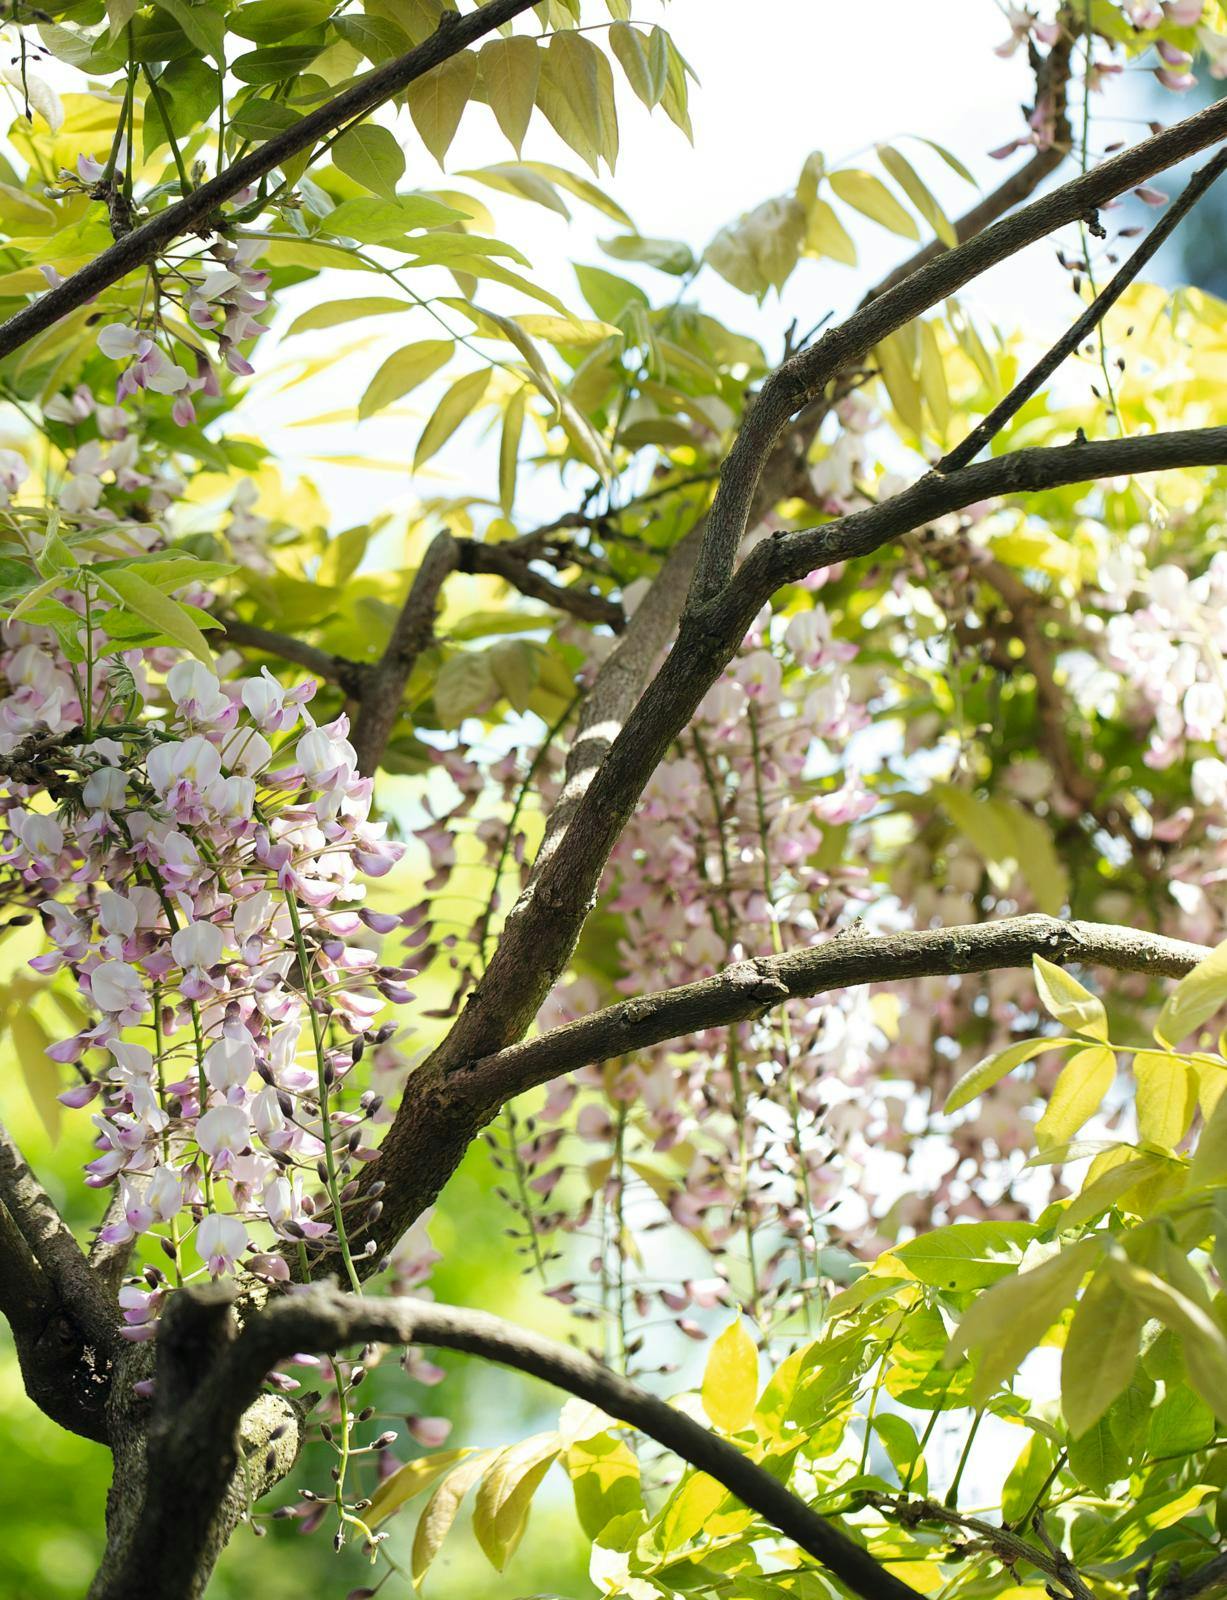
[0,606,412,1311]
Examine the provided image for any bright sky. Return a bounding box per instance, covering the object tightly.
[230,0,1160,535]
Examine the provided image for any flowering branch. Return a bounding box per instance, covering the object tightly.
[0,0,540,363]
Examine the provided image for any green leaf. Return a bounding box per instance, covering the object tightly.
[1155,937,1227,1046]
[153,0,223,61]
[230,0,336,43]
[895,1220,1038,1291]
[945,1238,1096,1404]
[414,368,492,468]
[1061,1266,1148,1435]
[357,339,453,421]
[1001,1433,1054,1526]
[407,49,477,167]
[701,1317,759,1433]
[1036,1045,1116,1150]
[487,640,539,712]
[828,169,919,238]
[877,143,957,246]
[944,1035,1072,1114]
[98,566,213,664]
[480,36,539,156]
[332,123,406,199]
[285,296,407,337]
[1033,955,1109,1042]
[1067,1413,1128,1496]
[228,98,301,143]
[600,233,695,275]
[322,193,468,242]
[367,1448,473,1529]
[564,1432,641,1540]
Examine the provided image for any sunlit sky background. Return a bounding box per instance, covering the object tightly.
[223,0,1178,537]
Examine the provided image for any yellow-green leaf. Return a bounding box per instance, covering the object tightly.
[412,1450,494,1584]
[608,20,666,108]
[877,143,957,246]
[945,1239,1097,1405]
[1036,1045,1116,1150]
[472,1433,560,1572]
[1135,1050,1197,1150]
[1106,1256,1227,1417]
[917,319,950,435]
[803,197,857,266]
[11,1008,60,1140]
[701,1317,759,1433]
[1155,937,1227,1046]
[414,368,492,469]
[829,169,919,239]
[1189,1090,1227,1190]
[661,1471,726,1548]
[480,36,539,157]
[407,48,478,167]
[944,1035,1073,1114]
[536,32,606,175]
[285,297,407,338]
[357,338,453,421]
[367,1448,472,1529]
[499,388,525,514]
[875,326,923,434]
[1033,954,1109,1042]
[1061,1266,1147,1435]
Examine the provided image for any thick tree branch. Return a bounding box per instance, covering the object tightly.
[351,529,462,773]
[88,1287,301,1600]
[213,1282,925,1600]
[0,0,540,362]
[756,427,1227,591]
[0,1120,115,1439]
[691,99,1227,606]
[441,915,1210,1116]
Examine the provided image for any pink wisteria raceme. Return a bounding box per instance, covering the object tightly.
[0,599,412,1312]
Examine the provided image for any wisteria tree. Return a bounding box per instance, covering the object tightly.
[6,1,1227,1596]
